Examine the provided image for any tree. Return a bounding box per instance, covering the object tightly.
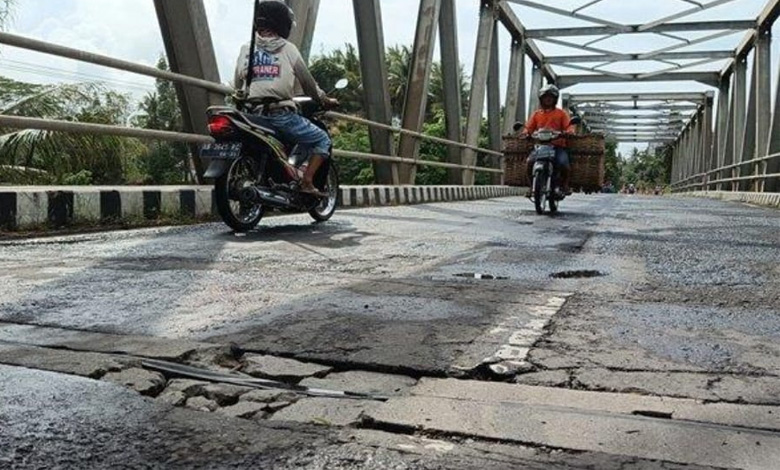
[0,76,144,185]
[134,55,190,184]
[0,0,14,31]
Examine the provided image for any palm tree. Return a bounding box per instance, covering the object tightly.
[0,77,143,184]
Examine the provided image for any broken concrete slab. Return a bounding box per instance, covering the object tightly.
[365,394,780,469]
[164,379,210,397]
[514,369,571,387]
[409,378,780,432]
[102,368,166,396]
[202,383,253,406]
[0,322,215,360]
[185,396,219,412]
[271,397,380,427]
[299,371,417,396]
[0,342,131,378]
[242,354,332,382]
[217,401,268,420]
[240,389,301,404]
[156,391,187,407]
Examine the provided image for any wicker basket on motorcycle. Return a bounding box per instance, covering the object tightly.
[568,134,606,156]
[571,153,606,192]
[502,134,533,187]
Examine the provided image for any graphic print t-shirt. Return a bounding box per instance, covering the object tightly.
[234,36,325,108]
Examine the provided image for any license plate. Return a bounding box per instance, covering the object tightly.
[534,147,556,161]
[200,142,242,159]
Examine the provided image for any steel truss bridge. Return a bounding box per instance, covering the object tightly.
[0,0,778,192]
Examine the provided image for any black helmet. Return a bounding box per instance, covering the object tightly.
[255,1,295,39]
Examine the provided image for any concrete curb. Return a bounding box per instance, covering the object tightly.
[678,191,780,209]
[0,185,525,231]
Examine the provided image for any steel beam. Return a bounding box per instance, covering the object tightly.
[714,76,731,179]
[702,94,715,176]
[528,65,543,118]
[439,0,465,185]
[487,22,503,184]
[352,0,397,184]
[462,0,496,185]
[755,29,772,188]
[638,0,738,32]
[525,21,755,38]
[506,0,631,30]
[154,0,222,183]
[286,0,320,61]
[397,0,442,184]
[557,72,720,87]
[496,1,557,83]
[738,53,758,191]
[767,23,780,191]
[545,51,734,64]
[758,0,780,31]
[504,36,526,133]
[568,92,707,103]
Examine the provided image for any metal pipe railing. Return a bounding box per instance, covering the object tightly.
[672,152,780,191]
[0,32,233,95]
[0,31,505,179]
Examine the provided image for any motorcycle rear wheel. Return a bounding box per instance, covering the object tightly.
[215,157,265,232]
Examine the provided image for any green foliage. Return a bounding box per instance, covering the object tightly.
[620,146,671,189]
[134,55,191,184]
[0,76,146,185]
[604,140,621,187]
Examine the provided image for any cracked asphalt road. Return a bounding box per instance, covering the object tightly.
[1,194,778,468]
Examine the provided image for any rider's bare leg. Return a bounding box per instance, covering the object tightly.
[301,154,326,195]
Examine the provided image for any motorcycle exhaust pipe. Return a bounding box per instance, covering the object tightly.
[240,187,292,209]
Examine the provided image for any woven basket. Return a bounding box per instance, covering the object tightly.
[571,153,606,192]
[502,134,533,154]
[568,134,606,156]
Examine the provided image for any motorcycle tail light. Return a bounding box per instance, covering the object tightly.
[208,115,234,136]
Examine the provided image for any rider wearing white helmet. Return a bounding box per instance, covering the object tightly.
[522,84,577,195]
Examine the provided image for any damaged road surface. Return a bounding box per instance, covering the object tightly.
[1,195,779,468]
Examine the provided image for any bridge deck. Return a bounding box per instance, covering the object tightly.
[1,194,778,468]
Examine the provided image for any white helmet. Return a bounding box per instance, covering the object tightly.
[539,84,560,101]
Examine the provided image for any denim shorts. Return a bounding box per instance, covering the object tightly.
[247,110,331,157]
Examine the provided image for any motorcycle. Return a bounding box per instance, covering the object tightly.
[514,115,580,216]
[200,79,347,232]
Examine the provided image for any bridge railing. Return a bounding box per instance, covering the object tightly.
[672,152,780,192]
[0,31,504,184]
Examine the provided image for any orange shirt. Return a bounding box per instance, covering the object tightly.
[524,108,575,147]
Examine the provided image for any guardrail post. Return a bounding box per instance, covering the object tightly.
[154,0,223,183]
[755,28,772,191]
[397,0,443,185]
[487,22,503,185]
[463,0,496,185]
[352,0,398,185]
[286,0,320,62]
[439,0,466,185]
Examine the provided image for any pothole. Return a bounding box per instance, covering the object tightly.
[550,270,606,279]
[454,273,509,280]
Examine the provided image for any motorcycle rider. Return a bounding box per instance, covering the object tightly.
[522,84,576,195]
[233,0,338,197]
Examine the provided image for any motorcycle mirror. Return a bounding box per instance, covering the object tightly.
[570,115,582,125]
[334,78,349,90]
[513,122,525,132]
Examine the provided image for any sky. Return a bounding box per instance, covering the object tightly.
[1,0,779,153]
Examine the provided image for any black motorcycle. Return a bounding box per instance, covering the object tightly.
[200,80,346,232]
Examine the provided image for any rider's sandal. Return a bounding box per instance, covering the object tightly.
[300,185,328,198]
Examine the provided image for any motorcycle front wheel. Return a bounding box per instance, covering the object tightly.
[533,171,548,215]
[215,156,265,232]
[309,163,340,222]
